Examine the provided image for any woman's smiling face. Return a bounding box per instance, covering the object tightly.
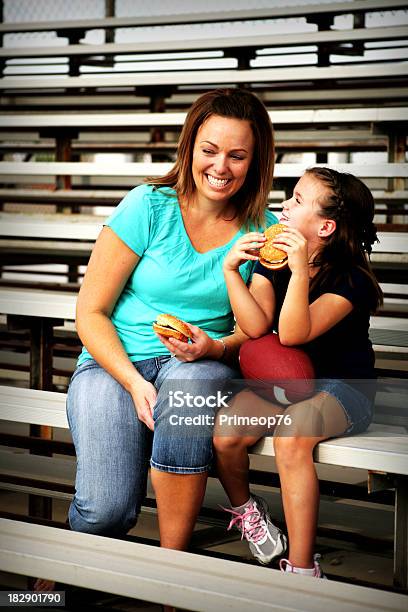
[191,114,255,207]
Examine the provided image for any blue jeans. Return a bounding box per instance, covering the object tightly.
[66,356,237,537]
[315,379,374,436]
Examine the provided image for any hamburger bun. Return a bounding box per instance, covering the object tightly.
[153,314,192,343]
[259,223,288,271]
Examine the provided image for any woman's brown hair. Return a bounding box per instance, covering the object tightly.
[147,88,274,229]
[307,167,383,312]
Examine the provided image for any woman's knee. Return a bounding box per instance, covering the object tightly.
[69,492,138,536]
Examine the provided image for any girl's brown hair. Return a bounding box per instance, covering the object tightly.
[306,167,383,312]
[147,88,274,228]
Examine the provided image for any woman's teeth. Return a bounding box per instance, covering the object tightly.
[207,174,229,187]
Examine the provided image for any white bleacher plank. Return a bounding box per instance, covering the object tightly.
[0,112,186,129]
[370,191,408,203]
[2,26,407,58]
[0,188,403,206]
[371,317,408,332]
[373,233,408,253]
[1,1,407,33]
[1,386,407,476]
[0,107,407,129]
[382,284,408,295]
[0,161,169,177]
[0,239,94,254]
[253,428,408,475]
[0,188,127,201]
[1,62,407,90]
[0,213,104,240]
[0,162,407,178]
[0,1,407,33]
[0,519,406,612]
[0,385,68,428]
[2,216,405,244]
[0,450,74,484]
[14,86,406,107]
[0,288,76,320]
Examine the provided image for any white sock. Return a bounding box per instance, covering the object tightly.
[231,497,252,513]
[286,564,315,576]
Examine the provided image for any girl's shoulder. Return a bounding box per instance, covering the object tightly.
[320,266,374,309]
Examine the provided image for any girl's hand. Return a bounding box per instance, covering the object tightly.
[128,378,157,431]
[156,323,218,362]
[223,232,266,272]
[273,227,309,275]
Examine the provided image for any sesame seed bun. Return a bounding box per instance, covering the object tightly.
[153,314,192,343]
[259,223,288,271]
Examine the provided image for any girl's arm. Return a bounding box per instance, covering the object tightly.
[223,232,275,338]
[274,228,353,345]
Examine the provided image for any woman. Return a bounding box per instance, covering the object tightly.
[35,88,277,594]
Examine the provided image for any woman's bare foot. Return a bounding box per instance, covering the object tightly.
[33,578,55,592]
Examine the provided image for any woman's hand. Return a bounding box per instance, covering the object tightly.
[223,232,266,273]
[273,227,309,276]
[156,323,220,362]
[128,378,157,431]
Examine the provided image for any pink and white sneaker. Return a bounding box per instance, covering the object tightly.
[280,553,327,579]
[223,494,287,565]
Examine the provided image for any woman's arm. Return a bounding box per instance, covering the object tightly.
[156,321,250,369]
[76,226,157,429]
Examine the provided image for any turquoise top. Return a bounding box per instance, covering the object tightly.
[77,184,278,365]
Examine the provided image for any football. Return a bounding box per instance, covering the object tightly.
[239,333,315,404]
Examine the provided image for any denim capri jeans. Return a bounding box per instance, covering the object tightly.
[66,355,237,537]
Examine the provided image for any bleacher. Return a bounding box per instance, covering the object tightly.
[0,1,407,609]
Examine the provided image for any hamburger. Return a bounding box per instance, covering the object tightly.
[152,314,192,343]
[259,223,288,271]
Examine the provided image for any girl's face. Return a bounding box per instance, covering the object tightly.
[280,173,332,242]
[192,114,254,207]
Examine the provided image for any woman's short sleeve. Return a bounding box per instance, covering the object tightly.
[104,185,152,256]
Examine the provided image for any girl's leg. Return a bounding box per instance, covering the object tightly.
[273,392,349,569]
[213,389,282,506]
[213,434,258,506]
[214,389,288,565]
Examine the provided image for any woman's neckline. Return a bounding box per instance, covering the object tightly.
[176,200,243,255]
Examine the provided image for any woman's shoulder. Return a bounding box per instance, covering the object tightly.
[248,208,279,232]
[115,184,179,218]
[125,183,177,203]
[264,208,279,228]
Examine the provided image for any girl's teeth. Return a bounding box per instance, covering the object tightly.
[207,175,229,187]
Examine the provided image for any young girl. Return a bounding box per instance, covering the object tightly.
[213,167,382,578]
